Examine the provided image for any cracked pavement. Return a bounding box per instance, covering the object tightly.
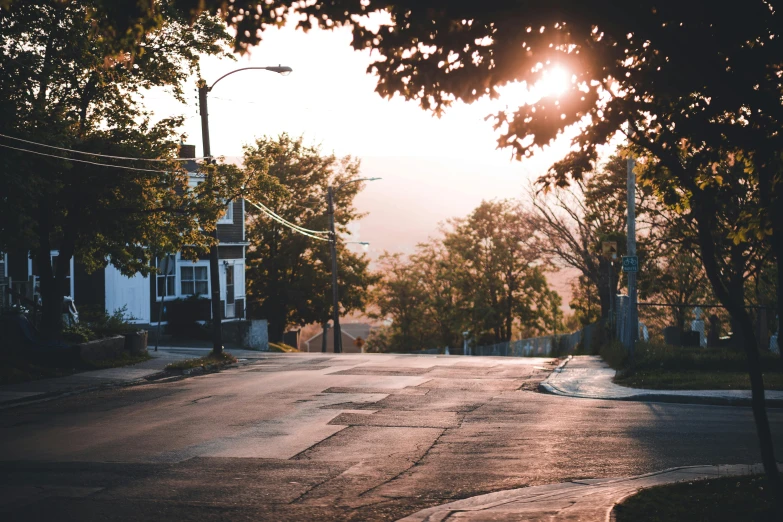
[1,352,782,521]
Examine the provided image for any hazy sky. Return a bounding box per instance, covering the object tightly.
[144,18,592,305]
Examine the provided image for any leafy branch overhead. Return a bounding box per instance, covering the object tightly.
[0,1,235,335]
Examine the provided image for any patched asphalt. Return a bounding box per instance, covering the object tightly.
[1,352,782,521]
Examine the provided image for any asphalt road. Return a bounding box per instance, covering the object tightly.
[1,352,783,521]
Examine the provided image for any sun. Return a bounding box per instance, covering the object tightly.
[535,66,570,98]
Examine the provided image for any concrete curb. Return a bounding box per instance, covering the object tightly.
[552,354,573,373]
[396,463,778,522]
[0,371,167,411]
[0,360,244,411]
[538,356,783,408]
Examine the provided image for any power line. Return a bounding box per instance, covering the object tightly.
[245,199,330,241]
[248,198,330,237]
[0,142,173,173]
[246,199,329,241]
[250,198,330,235]
[0,132,209,162]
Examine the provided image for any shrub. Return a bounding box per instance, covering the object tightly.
[601,340,783,374]
[62,324,97,344]
[87,306,138,337]
[167,297,210,338]
[600,339,629,370]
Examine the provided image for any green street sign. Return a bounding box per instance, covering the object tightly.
[622,255,639,273]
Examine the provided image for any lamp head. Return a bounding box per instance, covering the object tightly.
[267,65,293,76]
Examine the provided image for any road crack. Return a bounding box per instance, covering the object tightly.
[357,426,450,498]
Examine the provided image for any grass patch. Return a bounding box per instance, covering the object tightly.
[269,342,299,353]
[615,370,783,390]
[164,351,237,371]
[0,352,152,386]
[613,473,782,522]
[600,340,783,390]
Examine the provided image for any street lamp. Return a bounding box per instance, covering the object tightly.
[327,177,380,353]
[198,65,292,356]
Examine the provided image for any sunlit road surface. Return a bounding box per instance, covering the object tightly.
[1,352,782,521]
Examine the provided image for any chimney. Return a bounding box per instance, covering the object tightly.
[179,143,196,159]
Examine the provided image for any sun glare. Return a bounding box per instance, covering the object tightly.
[535,66,570,98]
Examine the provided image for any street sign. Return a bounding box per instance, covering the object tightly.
[622,255,638,272]
[602,241,618,259]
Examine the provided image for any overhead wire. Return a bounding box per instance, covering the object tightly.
[247,198,330,237]
[0,142,173,173]
[245,199,330,242]
[249,198,330,235]
[0,132,210,162]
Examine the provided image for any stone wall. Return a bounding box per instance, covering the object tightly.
[222,319,268,351]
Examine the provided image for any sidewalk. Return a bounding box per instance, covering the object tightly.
[0,346,265,408]
[540,355,783,407]
[397,463,776,521]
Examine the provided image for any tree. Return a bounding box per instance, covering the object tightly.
[0,1,236,336]
[372,200,561,352]
[243,134,376,342]
[445,200,556,344]
[530,155,632,325]
[371,252,435,352]
[569,275,601,327]
[636,152,779,491]
[409,241,463,350]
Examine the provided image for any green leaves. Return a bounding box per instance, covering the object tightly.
[0,1,234,336]
[374,199,560,351]
[243,134,376,341]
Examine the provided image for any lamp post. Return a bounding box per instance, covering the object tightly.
[327,178,380,353]
[198,65,292,356]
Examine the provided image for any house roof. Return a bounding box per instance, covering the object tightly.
[304,323,371,345]
[340,323,371,340]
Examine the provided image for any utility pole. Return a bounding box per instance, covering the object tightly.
[325,177,379,354]
[608,260,614,335]
[327,187,342,354]
[627,156,637,364]
[321,322,329,353]
[198,81,224,356]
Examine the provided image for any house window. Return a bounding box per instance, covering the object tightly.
[225,264,235,318]
[218,200,234,224]
[156,255,176,298]
[181,265,208,296]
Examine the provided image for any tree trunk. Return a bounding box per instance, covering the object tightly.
[37,251,61,340]
[268,313,286,343]
[770,209,783,360]
[734,308,782,502]
[694,206,782,504]
[758,161,783,360]
[36,204,59,340]
[321,322,328,353]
